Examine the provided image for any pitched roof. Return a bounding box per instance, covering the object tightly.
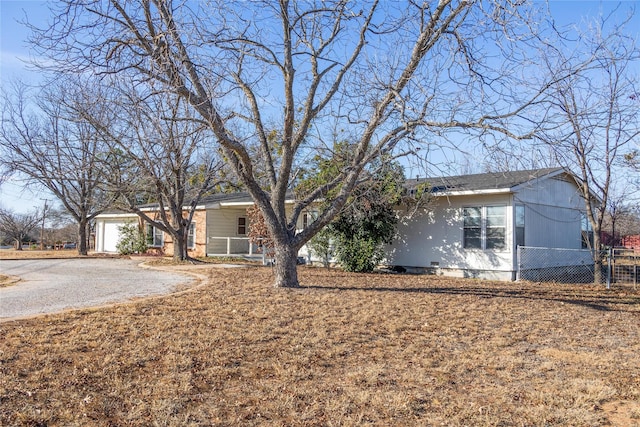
[99,168,571,217]
[199,192,255,205]
[405,167,566,195]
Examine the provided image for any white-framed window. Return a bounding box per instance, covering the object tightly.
[463,207,482,249]
[515,205,525,248]
[237,217,247,235]
[146,223,164,247]
[187,222,196,249]
[463,205,506,250]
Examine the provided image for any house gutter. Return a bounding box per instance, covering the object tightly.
[219,199,297,208]
[95,213,138,219]
[435,188,512,197]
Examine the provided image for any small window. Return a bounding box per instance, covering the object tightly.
[187,222,196,249]
[581,213,593,249]
[237,217,247,235]
[303,213,309,229]
[146,223,164,247]
[515,205,525,248]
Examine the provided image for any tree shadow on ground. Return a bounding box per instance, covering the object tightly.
[301,282,640,313]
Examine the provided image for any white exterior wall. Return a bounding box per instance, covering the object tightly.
[385,193,515,280]
[385,175,586,281]
[515,176,585,250]
[206,205,311,257]
[206,207,251,254]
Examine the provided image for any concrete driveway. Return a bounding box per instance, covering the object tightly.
[0,258,193,320]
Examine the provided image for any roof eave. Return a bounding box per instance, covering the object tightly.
[434,188,512,197]
[218,199,296,208]
[96,213,138,219]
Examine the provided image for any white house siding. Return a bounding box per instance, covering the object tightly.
[515,176,584,250]
[519,203,582,249]
[206,207,252,254]
[206,205,313,257]
[386,193,515,280]
[385,174,587,281]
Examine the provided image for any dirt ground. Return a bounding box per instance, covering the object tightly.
[1,262,639,426]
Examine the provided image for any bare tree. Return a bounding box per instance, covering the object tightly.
[603,186,640,247]
[44,207,77,248]
[33,0,554,287]
[84,87,229,261]
[0,207,42,250]
[624,93,640,178]
[0,80,116,255]
[537,15,640,283]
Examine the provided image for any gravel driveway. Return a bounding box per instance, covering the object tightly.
[0,258,193,320]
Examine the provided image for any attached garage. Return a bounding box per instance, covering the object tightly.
[95,213,138,253]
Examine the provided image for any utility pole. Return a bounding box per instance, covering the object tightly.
[40,199,48,250]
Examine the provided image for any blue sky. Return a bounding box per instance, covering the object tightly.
[0,1,638,213]
[1,1,50,213]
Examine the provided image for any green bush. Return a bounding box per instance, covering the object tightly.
[116,222,148,255]
[334,236,383,273]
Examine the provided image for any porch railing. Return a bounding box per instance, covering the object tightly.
[207,236,258,256]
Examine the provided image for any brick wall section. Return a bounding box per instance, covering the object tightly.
[160,210,208,258]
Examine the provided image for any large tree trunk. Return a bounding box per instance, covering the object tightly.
[77,218,89,255]
[173,231,187,262]
[273,242,300,288]
[593,233,602,285]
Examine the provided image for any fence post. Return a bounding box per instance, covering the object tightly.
[606,247,612,289]
[635,254,638,290]
[516,246,521,281]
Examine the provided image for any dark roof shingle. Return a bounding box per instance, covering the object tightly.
[405,167,564,193]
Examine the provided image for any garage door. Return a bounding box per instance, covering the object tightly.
[103,221,123,252]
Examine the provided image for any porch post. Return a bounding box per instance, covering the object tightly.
[226,237,231,255]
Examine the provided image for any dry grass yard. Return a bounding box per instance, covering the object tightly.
[0,249,93,260]
[1,264,639,426]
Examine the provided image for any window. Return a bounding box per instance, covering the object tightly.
[146,223,164,247]
[486,206,506,249]
[515,205,525,248]
[463,206,506,250]
[463,207,482,249]
[581,213,593,249]
[187,222,196,249]
[237,217,247,235]
[302,211,317,229]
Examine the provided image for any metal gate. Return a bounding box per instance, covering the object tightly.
[606,248,639,289]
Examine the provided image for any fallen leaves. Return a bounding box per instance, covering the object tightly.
[1,266,639,426]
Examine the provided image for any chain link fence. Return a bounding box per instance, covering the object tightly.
[517,246,597,284]
[517,246,639,288]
